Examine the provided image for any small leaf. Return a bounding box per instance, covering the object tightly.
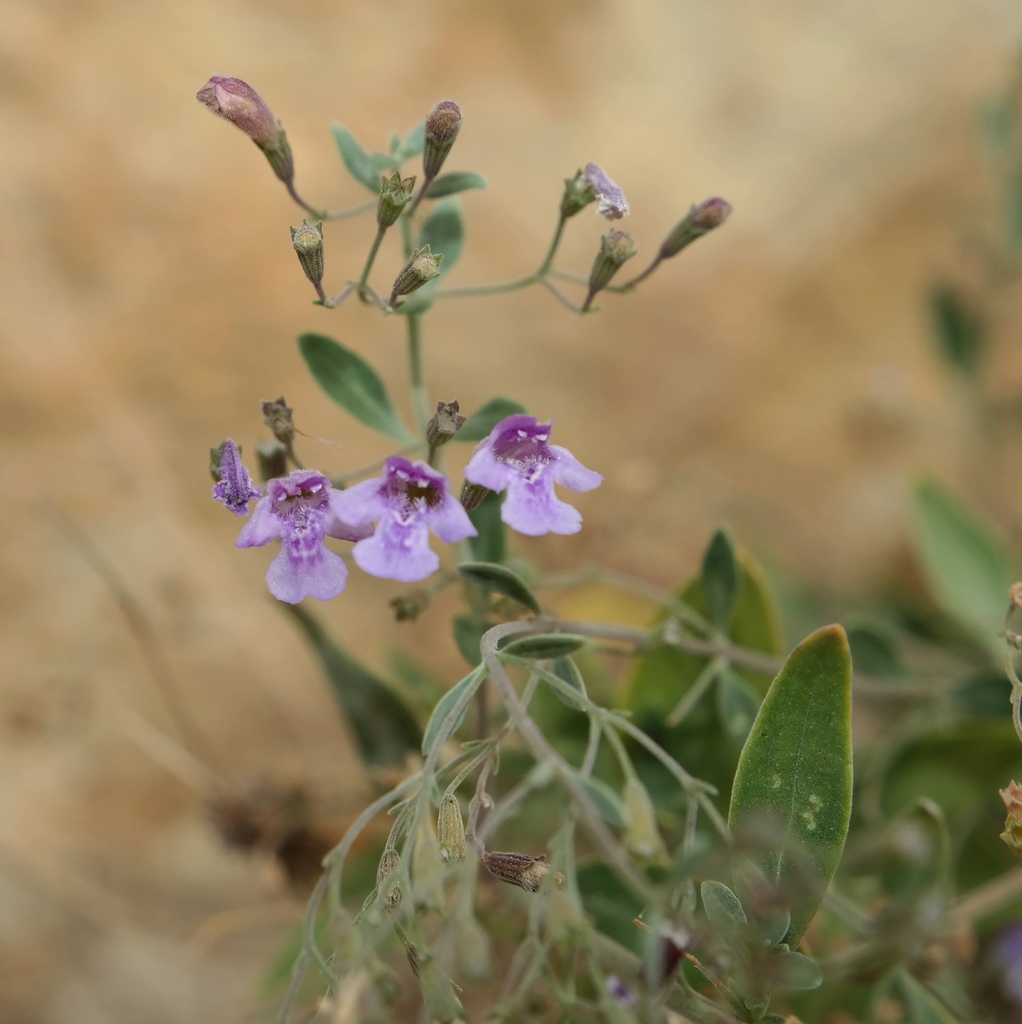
[458,562,541,615]
[728,625,853,946]
[298,333,413,443]
[702,528,739,630]
[913,481,1015,657]
[846,619,903,675]
[700,880,748,937]
[548,656,588,711]
[769,950,822,991]
[502,634,587,660]
[419,199,464,274]
[576,776,628,828]
[331,124,382,193]
[421,664,487,758]
[468,489,506,563]
[754,905,791,949]
[281,605,421,767]
[395,121,425,161]
[716,669,760,742]
[930,285,985,376]
[457,397,528,442]
[426,171,488,198]
[453,615,490,667]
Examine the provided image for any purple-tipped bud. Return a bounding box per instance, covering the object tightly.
[659,197,732,259]
[584,230,636,309]
[211,439,261,516]
[423,100,462,180]
[389,245,443,306]
[196,76,294,185]
[584,163,630,220]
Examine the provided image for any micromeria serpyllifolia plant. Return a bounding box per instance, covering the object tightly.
[198,75,1022,1024]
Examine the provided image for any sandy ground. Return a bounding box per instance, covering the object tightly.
[3,0,1022,1020]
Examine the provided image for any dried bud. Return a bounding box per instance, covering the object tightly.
[460,482,491,512]
[390,590,431,622]
[437,792,468,862]
[1002,781,1022,858]
[427,401,466,450]
[389,245,443,305]
[255,440,288,483]
[560,169,597,220]
[621,777,669,862]
[423,100,462,180]
[378,172,416,229]
[290,221,324,288]
[196,76,294,184]
[261,396,295,447]
[481,851,565,893]
[659,197,732,259]
[585,230,636,307]
[376,847,403,912]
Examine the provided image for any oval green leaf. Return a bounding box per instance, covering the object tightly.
[421,664,487,758]
[727,624,853,946]
[548,656,588,711]
[331,124,383,193]
[395,121,425,161]
[576,776,628,828]
[502,634,587,660]
[457,562,541,615]
[419,199,464,274]
[426,171,488,198]
[768,950,823,991]
[457,397,528,442]
[298,333,413,443]
[700,880,748,938]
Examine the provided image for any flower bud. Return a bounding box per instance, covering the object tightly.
[423,100,462,180]
[659,197,732,259]
[1001,781,1022,859]
[427,401,466,451]
[621,777,669,862]
[255,440,288,482]
[376,847,403,912]
[481,850,565,893]
[389,245,443,306]
[378,172,416,229]
[437,792,468,862]
[460,482,491,512]
[390,590,431,622]
[560,169,597,220]
[585,230,636,307]
[290,221,324,288]
[196,76,294,185]
[584,163,630,220]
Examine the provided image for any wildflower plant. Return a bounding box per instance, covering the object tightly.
[200,75,1022,1024]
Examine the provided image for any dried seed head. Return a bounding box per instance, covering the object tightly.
[437,792,468,862]
[427,400,466,450]
[376,847,403,912]
[290,221,324,287]
[378,171,416,229]
[481,850,565,892]
[390,245,443,305]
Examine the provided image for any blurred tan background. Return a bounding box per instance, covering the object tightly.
[3,0,1022,1020]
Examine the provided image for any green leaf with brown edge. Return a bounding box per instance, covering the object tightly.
[727,624,853,946]
[457,562,541,615]
[281,604,421,768]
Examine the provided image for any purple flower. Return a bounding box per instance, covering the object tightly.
[212,439,261,516]
[463,415,602,536]
[236,470,370,604]
[584,163,630,220]
[605,975,639,1009]
[331,457,476,583]
[994,921,1022,1005]
[196,76,281,150]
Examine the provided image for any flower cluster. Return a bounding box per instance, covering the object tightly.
[213,415,602,603]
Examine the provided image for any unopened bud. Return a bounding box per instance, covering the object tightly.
[659,197,732,259]
[437,792,468,862]
[255,440,288,482]
[460,482,491,512]
[423,100,462,180]
[390,245,443,305]
[290,221,324,287]
[196,76,294,184]
[376,847,403,912]
[378,172,416,229]
[391,590,431,622]
[261,396,295,447]
[481,850,565,893]
[586,230,636,306]
[1001,781,1022,858]
[427,400,466,450]
[560,169,597,220]
[621,776,669,862]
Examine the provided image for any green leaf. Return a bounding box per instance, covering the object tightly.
[331,124,383,193]
[716,669,760,743]
[548,656,588,711]
[930,285,985,376]
[281,605,421,768]
[502,634,587,660]
[768,950,822,990]
[395,121,425,161]
[702,528,739,630]
[576,776,628,828]
[457,397,528,442]
[879,797,951,899]
[457,562,541,615]
[913,481,1015,657]
[421,664,487,758]
[453,615,490,667]
[298,333,413,443]
[700,880,748,937]
[419,199,464,274]
[426,171,488,198]
[846,619,903,675]
[468,490,506,563]
[728,625,853,946]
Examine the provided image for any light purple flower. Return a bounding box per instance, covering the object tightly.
[331,457,476,583]
[463,415,602,537]
[212,439,261,516]
[605,975,639,1009]
[196,76,281,150]
[236,470,370,604]
[994,921,1022,1005]
[584,162,630,220]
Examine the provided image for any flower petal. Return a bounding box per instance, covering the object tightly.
[329,478,389,526]
[353,521,440,582]
[236,497,283,548]
[464,443,515,492]
[265,543,349,603]
[426,494,478,544]
[550,445,603,493]
[503,476,582,536]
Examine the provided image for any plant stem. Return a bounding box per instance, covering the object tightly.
[407,313,429,435]
[665,656,726,727]
[323,198,376,221]
[285,180,323,218]
[357,227,386,302]
[331,443,423,488]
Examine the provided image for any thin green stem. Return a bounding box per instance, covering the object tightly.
[357,228,387,302]
[665,656,726,727]
[323,198,376,221]
[537,212,568,275]
[331,443,423,488]
[407,312,429,436]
